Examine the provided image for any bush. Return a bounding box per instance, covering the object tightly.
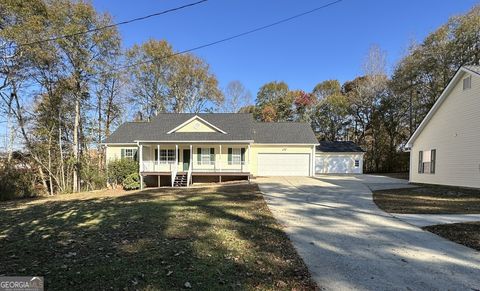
[107,159,139,188]
[122,173,141,190]
[81,160,107,191]
[0,165,36,201]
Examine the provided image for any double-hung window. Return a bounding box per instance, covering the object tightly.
[157,149,175,164]
[125,149,134,159]
[418,149,436,174]
[231,148,242,165]
[228,148,245,165]
[197,148,215,165]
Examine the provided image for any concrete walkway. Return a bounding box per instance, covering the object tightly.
[257,175,480,291]
[393,213,480,227]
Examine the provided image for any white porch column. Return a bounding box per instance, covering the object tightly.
[175,144,179,169]
[139,144,143,172]
[190,144,193,168]
[247,144,251,171]
[139,143,143,190]
[219,144,222,172]
[311,145,316,177]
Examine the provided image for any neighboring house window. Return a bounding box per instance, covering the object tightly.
[197,148,215,165]
[463,75,471,90]
[228,148,245,165]
[354,160,360,167]
[418,150,436,174]
[157,149,175,164]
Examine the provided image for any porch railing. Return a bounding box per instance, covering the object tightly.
[141,160,249,173]
[142,161,176,172]
[171,163,178,187]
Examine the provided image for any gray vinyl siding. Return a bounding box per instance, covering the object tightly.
[410,71,480,188]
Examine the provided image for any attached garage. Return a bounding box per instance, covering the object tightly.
[258,153,311,176]
[315,141,365,174]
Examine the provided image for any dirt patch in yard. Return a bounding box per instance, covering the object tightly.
[0,184,316,290]
[373,185,480,214]
[371,172,409,180]
[424,222,480,251]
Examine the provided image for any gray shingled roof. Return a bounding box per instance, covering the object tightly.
[104,113,317,144]
[316,141,365,153]
[253,122,318,144]
[464,65,480,75]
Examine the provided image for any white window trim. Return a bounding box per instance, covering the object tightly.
[420,149,435,174]
[231,148,242,165]
[354,160,360,167]
[125,149,134,159]
[158,149,175,164]
[199,148,214,165]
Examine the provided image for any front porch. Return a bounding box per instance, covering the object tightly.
[138,143,251,188]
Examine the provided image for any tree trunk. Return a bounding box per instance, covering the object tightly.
[58,111,66,191]
[97,93,103,170]
[73,96,80,192]
[47,134,54,196]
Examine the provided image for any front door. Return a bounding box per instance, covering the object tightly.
[183,149,190,171]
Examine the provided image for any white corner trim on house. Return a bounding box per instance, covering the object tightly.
[166,115,227,134]
[406,66,480,148]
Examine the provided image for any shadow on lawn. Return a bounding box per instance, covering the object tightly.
[0,184,316,290]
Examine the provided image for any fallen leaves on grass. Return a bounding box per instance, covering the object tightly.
[424,222,480,251]
[0,184,317,290]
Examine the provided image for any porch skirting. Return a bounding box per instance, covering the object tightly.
[141,173,251,187]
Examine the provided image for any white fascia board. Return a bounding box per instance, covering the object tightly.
[406,67,468,147]
[102,142,137,146]
[253,143,319,146]
[135,140,253,144]
[316,152,365,155]
[166,115,227,134]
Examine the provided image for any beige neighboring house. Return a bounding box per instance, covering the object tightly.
[406,65,480,188]
[104,113,318,188]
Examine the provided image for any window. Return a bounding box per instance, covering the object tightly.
[418,149,436,174]
[228,148,245,165]
[354,160,360,167]
[197,148,215,165]
[463,75,471,90]
[121,148,137,161]
[231,148,241,165]
[125,149,134,159]
[157,149,175,164]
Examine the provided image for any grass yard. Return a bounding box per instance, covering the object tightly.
[424,222,480,251]
[0,184,316,290]
[372,185,480,214]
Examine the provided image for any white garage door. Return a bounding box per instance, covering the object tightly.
[258,153,310,176]
[316,154,362,174]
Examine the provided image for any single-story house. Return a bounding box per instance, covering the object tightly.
[104,113,318,188]
[315,141,365,174]
[406,65,480,189]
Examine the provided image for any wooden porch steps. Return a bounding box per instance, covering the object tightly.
[173,173,187,187]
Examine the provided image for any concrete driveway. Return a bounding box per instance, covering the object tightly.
[257,175,480,290]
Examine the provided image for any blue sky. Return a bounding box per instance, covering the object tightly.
[94,0,476,100]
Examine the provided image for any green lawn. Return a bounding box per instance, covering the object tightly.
[0,184,316,290]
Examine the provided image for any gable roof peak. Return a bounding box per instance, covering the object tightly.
[166,114,227,134]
